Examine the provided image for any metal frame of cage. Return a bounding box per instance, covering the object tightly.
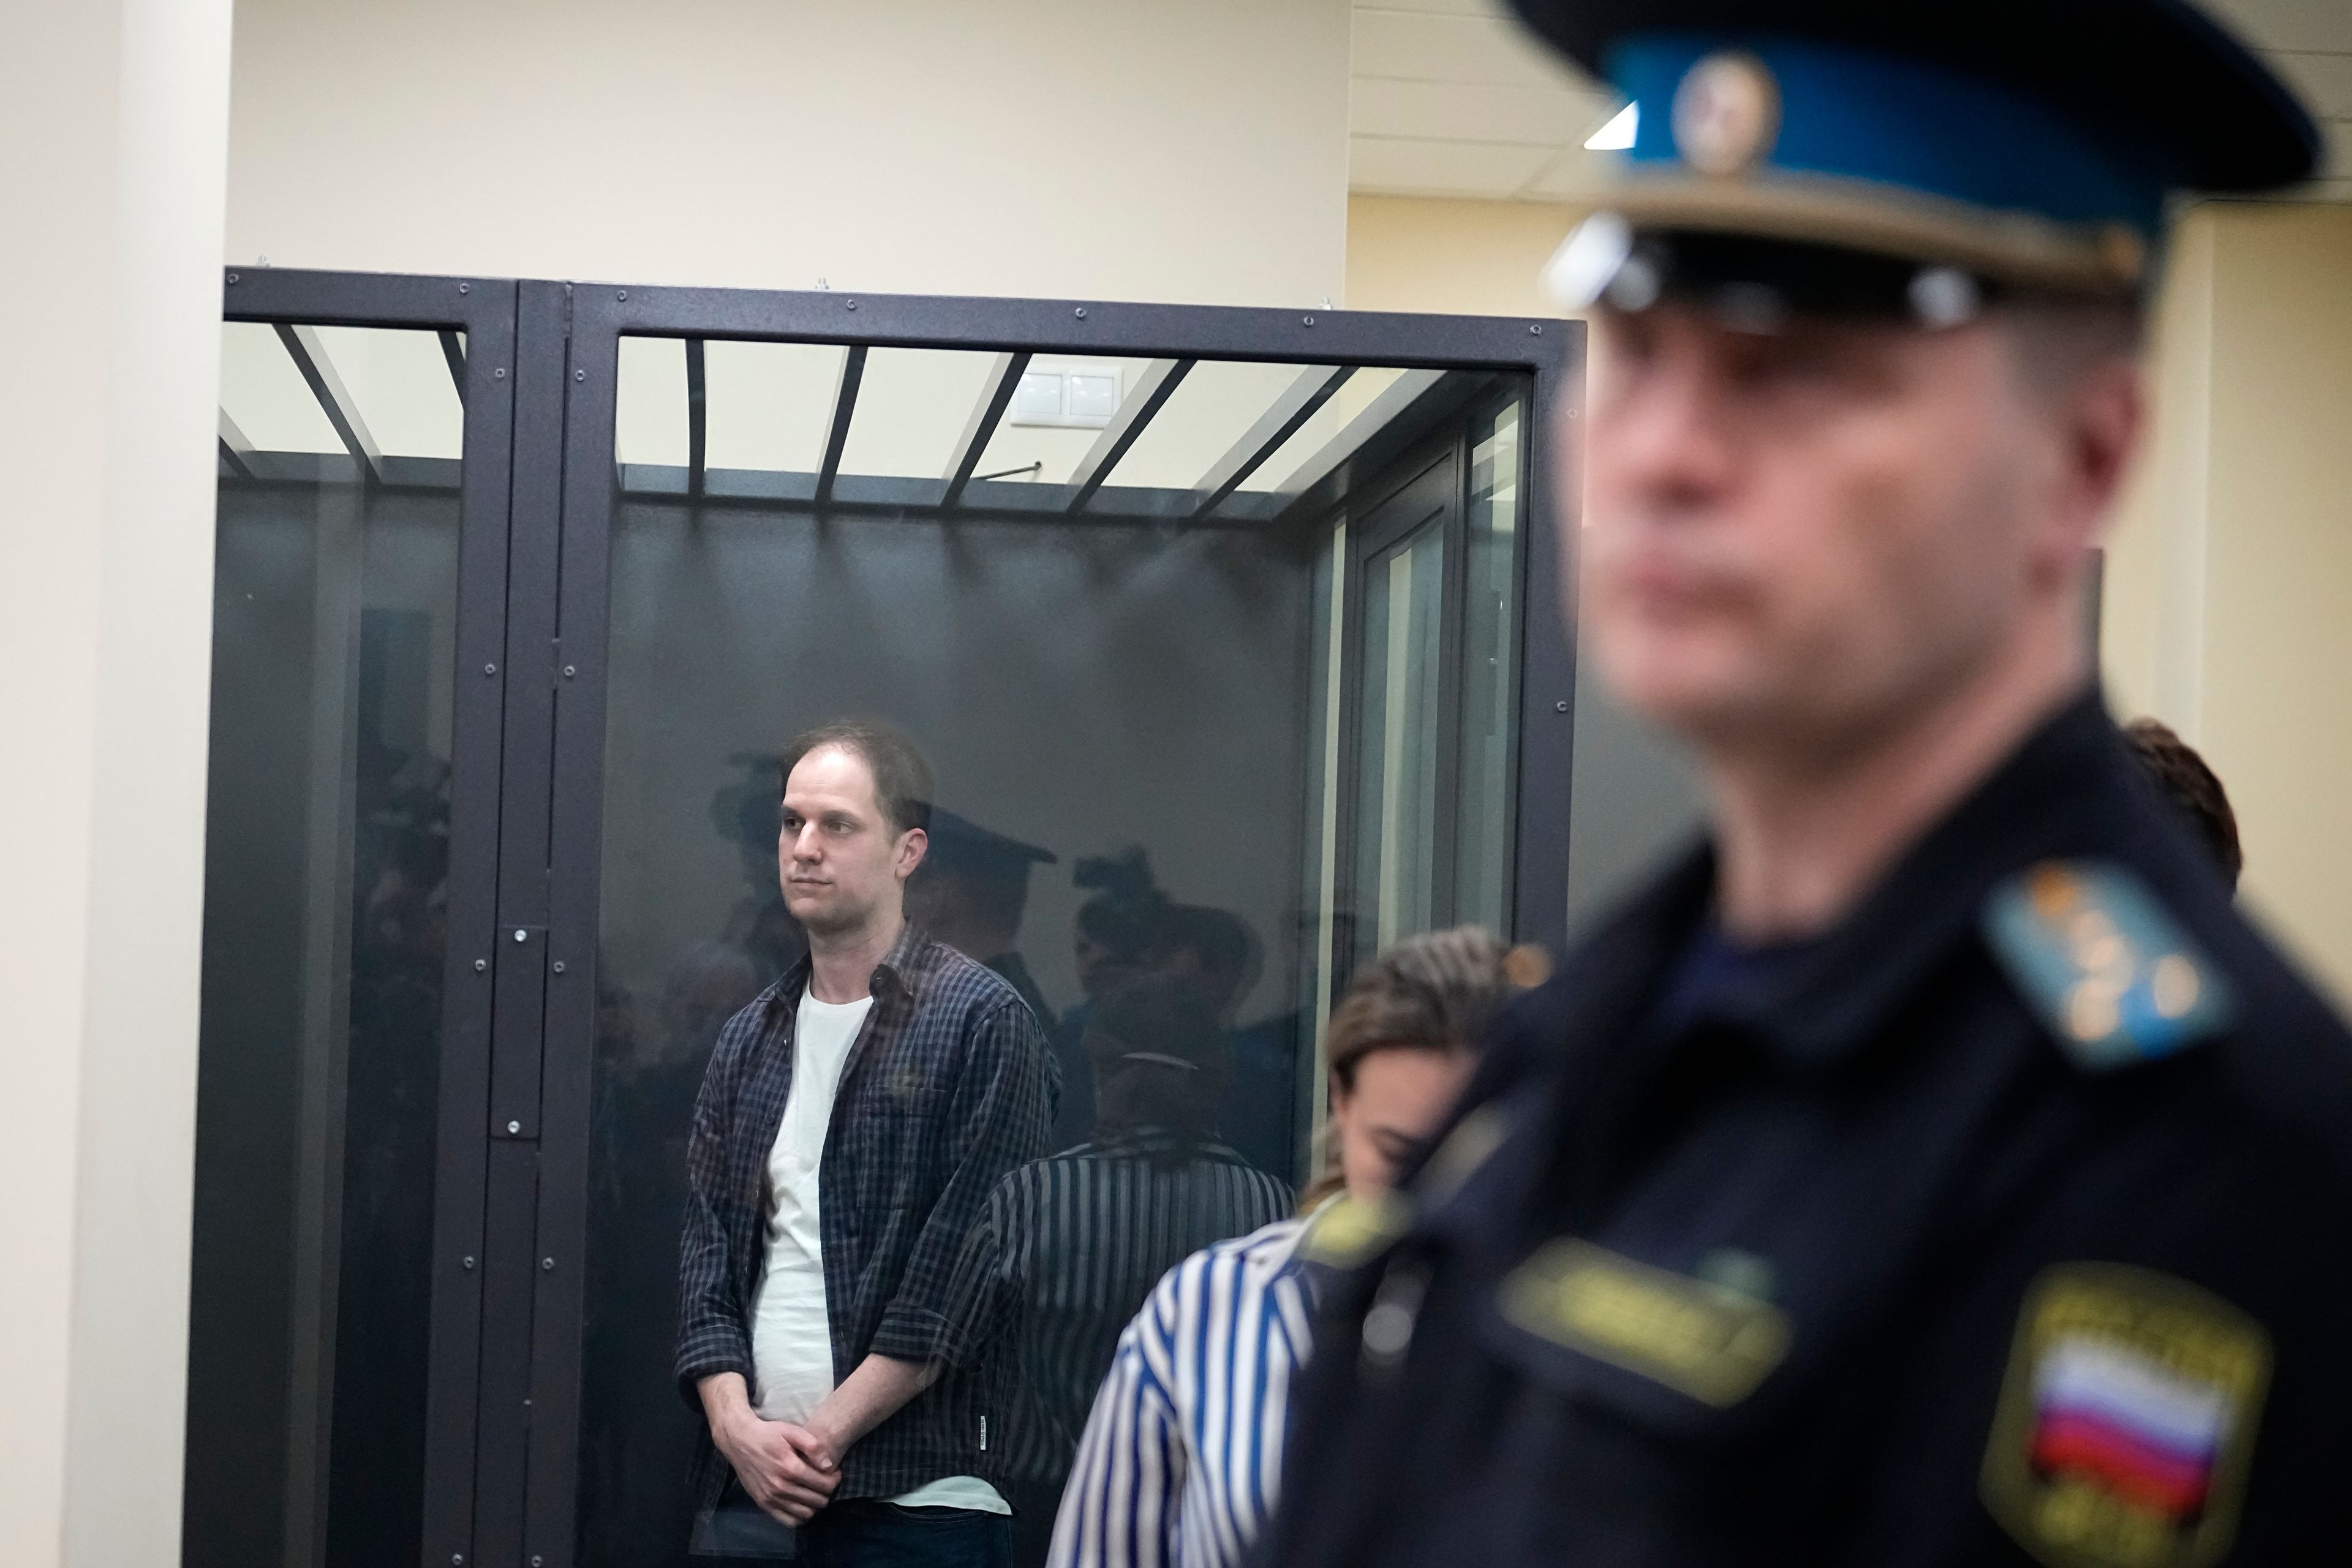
[214,265,1581,1568]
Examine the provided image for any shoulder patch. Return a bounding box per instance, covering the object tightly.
[1983,861,2233,1071]
[1498,1238,1790,1408]
[1981,1262,2271,1568]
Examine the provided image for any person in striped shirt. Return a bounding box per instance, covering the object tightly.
[944,973,1295,1566]
[1047,927,1528,1568]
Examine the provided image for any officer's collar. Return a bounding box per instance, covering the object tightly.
[1668,684,2133,1069]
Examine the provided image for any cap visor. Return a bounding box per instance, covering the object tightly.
[1555,167,2143,295]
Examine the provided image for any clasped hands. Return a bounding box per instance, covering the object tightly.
[715,1406,843,1525]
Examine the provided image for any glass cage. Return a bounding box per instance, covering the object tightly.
[186,270,1701,1568]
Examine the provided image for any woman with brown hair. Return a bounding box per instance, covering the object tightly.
[1046,927,1529,1568]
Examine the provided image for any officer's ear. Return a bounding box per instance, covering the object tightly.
[2051,352,2144,557]
[2000,301,2146,561]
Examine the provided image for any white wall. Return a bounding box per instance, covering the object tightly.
[1348,193,2352,981]
[0,1,235,1565]
[2102,202,2352,1004]
[227,0,1351,307]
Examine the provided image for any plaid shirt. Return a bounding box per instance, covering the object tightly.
[674,921,1054,1506]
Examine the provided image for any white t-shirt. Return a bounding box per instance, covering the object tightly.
[748,984,1008,1515]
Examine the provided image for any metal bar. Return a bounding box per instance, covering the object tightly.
[470,1142,541,1568]
[1065,357,1191,513]
[217,408,255,480]
[940,350,1031,508]
[814,344,866,508]
[274,322,386,485]
[1190,363,1355,519]
[1513,330,1578,954]
[439,328,467,405]
[521,282,625,1568]
[685,337,708,500]
[417,277,518,1568]
[466,277,570,1566]
[561,282,1559,377]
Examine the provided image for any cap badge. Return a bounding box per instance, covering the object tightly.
[1672,52,1781,177]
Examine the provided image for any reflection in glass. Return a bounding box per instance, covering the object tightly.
[1354,520,1447,965]
[1248,366,1406,492]
[1299,519,1346,1177]
[187,325,461,1568]
[577,334,1528,1568]
[951,976,1294,1561]
[1455,401,1523,933]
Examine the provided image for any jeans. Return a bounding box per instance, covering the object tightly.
[802,1500,1012,1568]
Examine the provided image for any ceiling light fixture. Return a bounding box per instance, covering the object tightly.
[1585,102,1638,151]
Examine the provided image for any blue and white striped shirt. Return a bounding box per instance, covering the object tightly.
[1047,1212,1317,1568]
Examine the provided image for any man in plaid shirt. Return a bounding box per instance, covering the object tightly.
[676,720,1054,1565]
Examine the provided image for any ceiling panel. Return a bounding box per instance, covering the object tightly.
[1352,0,2350,205]
[1353,9,1589,91]
[1351,75,1607,145]
[2206,0,2352,53]
[2325,118,2352,179]
[1350,136,1558,198]
[1359,0,1513,15]
[2273,51,2352,118]
[1518,146,1615,201]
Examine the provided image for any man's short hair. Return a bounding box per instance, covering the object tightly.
[780,719,934,839]
[2124,718,2242,888]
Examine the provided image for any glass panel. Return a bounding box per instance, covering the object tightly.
[1352,519,1448,968]
[971,355,1154,488]
[1249,366,1408,493]
[616,334,690,467]
[578,333,1526,1568]
[1300,517,1346,1178]
[187,323,462,1568]
[837,347,1001,478]
[1455,399,1523,932]
[706,340,844,474]
[1101,359,1302,491]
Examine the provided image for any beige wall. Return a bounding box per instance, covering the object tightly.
[1351,194,2352,1000]
[1,1,235,1565]
[227,0,1349,307]
[1346,194,1570,317]
[2103,203,2352,1003]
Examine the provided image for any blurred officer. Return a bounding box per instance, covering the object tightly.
[1266,5,2350,1567]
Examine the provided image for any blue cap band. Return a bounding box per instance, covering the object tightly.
[1608,34,2169,255]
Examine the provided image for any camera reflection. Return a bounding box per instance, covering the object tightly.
[905,807,1060,1033]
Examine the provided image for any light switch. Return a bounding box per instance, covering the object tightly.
[1009,364,1121,428]
[1012,370,1063,423]
[1068,374,1120,420]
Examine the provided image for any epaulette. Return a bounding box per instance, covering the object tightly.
[1982,859,2234,1071]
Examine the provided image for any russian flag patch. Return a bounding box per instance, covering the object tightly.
[1983,1264,2271,1568]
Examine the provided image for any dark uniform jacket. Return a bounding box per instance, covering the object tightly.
[1269,690,2352,1567]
